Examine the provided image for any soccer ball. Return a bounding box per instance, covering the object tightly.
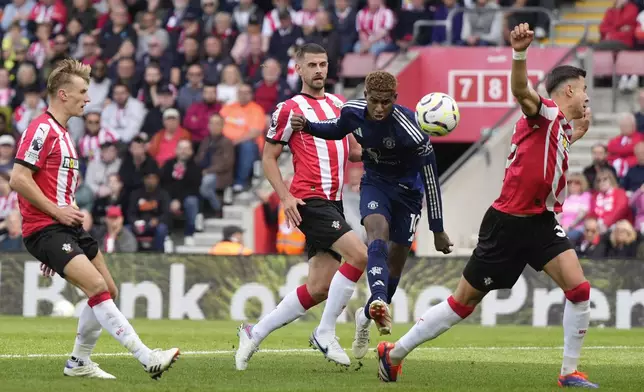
[52,299,76,317]
[415,92,460,136]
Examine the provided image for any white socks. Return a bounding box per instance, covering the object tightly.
[317,263,362,337]
[561,299,590,376]
[71,304,102,363]
[88,292,151,365]
[251,286,310,343]
[391,297,471,362]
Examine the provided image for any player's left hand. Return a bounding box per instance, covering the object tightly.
[510,23,534,52]
[290,113,308,131]
[433,231,454,254]
[40,262,55,277]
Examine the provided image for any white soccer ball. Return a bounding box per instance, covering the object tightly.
[52,299,76,317]
[415,92,460,136]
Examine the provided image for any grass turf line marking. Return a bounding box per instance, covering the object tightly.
[1,346,642,359]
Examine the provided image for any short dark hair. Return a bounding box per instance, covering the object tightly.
[365,71,397,93]
[112,81,129,93]
[545,65,587,95]
[203,82,217,89]
[295,43,326,60]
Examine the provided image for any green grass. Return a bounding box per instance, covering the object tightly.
[0,316,643,391]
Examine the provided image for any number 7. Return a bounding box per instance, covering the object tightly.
[458,77,473,100]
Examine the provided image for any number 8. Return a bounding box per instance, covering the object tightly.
[488,78,503,100]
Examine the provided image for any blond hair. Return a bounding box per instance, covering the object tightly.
[567,172,589,193]
[47,58,91,97]
[610,219,637,246]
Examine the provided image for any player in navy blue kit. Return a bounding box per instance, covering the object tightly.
[290,71,453,358]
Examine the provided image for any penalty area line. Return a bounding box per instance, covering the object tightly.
[0,345,642,359]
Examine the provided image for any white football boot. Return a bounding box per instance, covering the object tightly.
[63,358,116,379]
[309,328,350,367]
[142,348,180,379]
[351,308,371,359]
[235,323,259,370]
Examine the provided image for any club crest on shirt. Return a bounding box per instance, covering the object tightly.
[559,132,570,152]
[383,137,395,149]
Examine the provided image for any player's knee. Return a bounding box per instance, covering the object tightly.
[109,285,119,301]
[307,281,329,303]
[365,216,389,242]
[84,277,109,298]
[564,281,590,303]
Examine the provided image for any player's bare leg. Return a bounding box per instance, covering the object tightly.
[543,249,598,388]
[63,254,180,379]
[236,253,337,370]
[353,243,409,359]
[378,276,484,382]
[309,231,367,367]
[360,214,393,335]
[65,252,119,379]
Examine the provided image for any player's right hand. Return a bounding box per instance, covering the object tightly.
[510,23,534,52]
[55,206,85,227]
[434,231,454,254]
[40,262,55,277]
[290,113,307,131]
[281,194,306,228]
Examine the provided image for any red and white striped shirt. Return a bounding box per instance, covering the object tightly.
[0,192,18,220]
[77,127,120,161]
[29,1,68,35]
[266,93,348,201]
[493,97,572,215]
[27,40,53,69]
[15,112,79,237]
[356,5,395,42]
[293,9,319,29]
[261,7,298,37]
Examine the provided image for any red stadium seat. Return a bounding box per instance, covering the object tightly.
[615,51,644,75]
[340,53,376,78]
[592,51,615,77]
[375,52,396,69]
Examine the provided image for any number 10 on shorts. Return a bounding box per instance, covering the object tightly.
[408,213,421,242]
[449,70,543,107]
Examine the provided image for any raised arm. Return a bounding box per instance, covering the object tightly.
[509,23,541,117]
[290,110,352,140]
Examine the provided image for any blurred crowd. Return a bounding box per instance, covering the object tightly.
[561,90,644,259]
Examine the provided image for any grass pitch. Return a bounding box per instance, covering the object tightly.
[0,316,643,391]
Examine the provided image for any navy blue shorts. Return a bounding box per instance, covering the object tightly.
[359,177,423,246]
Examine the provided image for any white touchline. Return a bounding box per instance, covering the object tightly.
[0,346,642,359]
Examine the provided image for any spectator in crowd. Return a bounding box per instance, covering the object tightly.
[270,10,305,69]
[621,141,644,192]
[461,0,503,47]
[137,62,166,110]
[588,168,633,232]
[79,34,101,66]
[584,143,618,187]
[220,84,265,191]
[135,10,170,60]
[102,82,147,143]
[0,172,18,236]
[1,1,36,34]
[183,83,223,146]
[196,113,235,216]
[304,10,340,83]
[209,224,253,255]
[635,89,644,132]
[69,0,97,34]
[0,69,15,111]
[592,219,644,258]
[141,83,177,137]
[85,59,111,113]
[176,63,204,113]
[343,165,367,244]
[392,0,433,48]
[77,111,119,169]
[95,205,138,253]
[0,210,23,251]
[13,84,46,133]
[75,173,95,212]
[127,167,170,252]
[139,36,174,82]
[217,64,243,105]
[161,140,202,244]
[631,183,644,234]
[597,0,640,92]
[231,11,262,65]
[295,0,322,35]
[148,108,192,167]
[0,135,16,173]
[607,112,644,178]
[261,0,297,52]
[93,173,128,226]
[213,11,238,54]
[119,133,160,205]
[202,36,234,85]
[239,34,266,83]
[232,0,262,34]
[85,141,123,198]
[201,0,220,33]
[2,23,30,75]
[12,62,40,109]
[253,58,292,115]
[560,172,592,242]
[355,0,395,55]
[178,11,205,48]
[331,0,357,55]
[99,5,138,61]
[112,54,140,95]
[171,36,202,87]
[27,22,54,69]
[575,218,601,257]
